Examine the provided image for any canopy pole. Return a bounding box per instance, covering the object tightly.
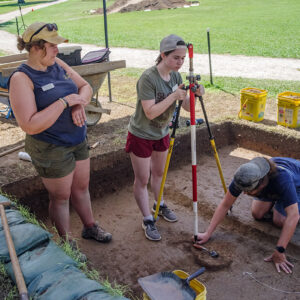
[102,0,112,102]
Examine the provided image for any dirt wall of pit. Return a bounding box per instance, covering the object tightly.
[2,120,300,219]
[229,122,300,158]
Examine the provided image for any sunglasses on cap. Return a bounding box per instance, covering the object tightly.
[29,23,58,42]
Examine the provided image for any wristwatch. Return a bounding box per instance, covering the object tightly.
[60,97,69,108]
[276,246,285,253]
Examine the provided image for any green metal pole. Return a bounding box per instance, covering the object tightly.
[207,28,213,85]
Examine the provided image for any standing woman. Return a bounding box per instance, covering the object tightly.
[126,34,205,241]
[8,22,112,247]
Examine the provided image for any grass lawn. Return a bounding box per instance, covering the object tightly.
[1,0,300,58]
[205,76,300,98]
[0,0,57,14]
[99,68,300,105]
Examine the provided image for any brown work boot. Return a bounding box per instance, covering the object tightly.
[82,222,112,243]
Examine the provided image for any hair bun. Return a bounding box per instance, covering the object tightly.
[17,36,25,51]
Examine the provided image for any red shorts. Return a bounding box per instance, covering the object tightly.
[125,131,169,158]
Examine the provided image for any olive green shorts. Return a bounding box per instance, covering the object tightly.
[25,135,89,179]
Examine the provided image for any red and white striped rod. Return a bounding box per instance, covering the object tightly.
[188,43,198,241]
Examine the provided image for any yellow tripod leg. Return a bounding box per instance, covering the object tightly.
[154,137,175,220]
[210,139,227,194]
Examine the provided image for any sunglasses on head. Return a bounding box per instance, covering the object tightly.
[29,23,58,42]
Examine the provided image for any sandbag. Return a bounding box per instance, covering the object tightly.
[82,291,129,300]
[28,265,105,300]
[0,194,11,203]
[0,223,51,263]
[5,240,76,285]
[0,209,26,231]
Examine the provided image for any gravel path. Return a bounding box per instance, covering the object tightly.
[1,2,300,81]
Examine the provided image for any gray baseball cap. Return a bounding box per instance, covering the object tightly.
[160,34,186,53]
[233,157,270,192]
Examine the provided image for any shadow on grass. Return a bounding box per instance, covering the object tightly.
[204,82,237,96]
[260,119,279,127]
[0,20,15,28]
[0,0,56,9]
[111,100,135,109]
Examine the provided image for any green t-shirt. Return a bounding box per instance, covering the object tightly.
[128,66,182,140]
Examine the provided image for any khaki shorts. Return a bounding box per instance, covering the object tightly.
[25,135,89,178]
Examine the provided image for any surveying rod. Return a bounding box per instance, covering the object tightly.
[187,43,199,242]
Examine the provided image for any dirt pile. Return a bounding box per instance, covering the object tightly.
[119,0,191,13]
[95,0,196,14]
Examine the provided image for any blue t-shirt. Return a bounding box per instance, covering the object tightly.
[229,157,300,212]
[9,63,86,146]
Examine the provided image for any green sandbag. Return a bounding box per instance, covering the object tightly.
[28,265,107,300]
[0,223,51,263]
[0,194,10,203]
[82,291,129,300]
[5,240,77,285]
[0,209,26,231]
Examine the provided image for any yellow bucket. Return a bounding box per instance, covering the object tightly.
[277,91,300,128]
[239,87,268,122]
[142,270,207,300]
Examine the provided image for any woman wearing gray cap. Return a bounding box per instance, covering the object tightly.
[125,34,204,241]
[195,156,300,273]
[8,22,112,252]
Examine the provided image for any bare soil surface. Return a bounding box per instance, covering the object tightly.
[45,146,300,300]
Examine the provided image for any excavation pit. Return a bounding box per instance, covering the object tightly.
[2,120,300,300]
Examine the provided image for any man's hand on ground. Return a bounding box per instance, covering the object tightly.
[264,251,294,274]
